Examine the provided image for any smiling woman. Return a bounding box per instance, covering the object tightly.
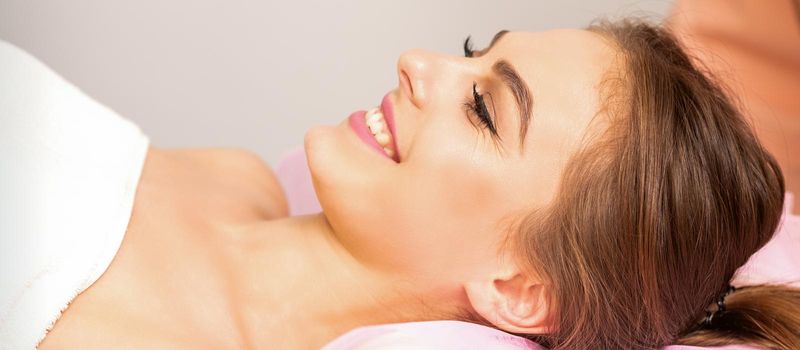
[303,19,800,349]
[4,15,799,350]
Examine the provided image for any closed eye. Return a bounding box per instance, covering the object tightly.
[463,81,500,139]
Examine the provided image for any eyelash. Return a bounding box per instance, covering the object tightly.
[463,35,476,58]
[462,36,499,138]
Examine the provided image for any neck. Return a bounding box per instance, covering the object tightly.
[225,213,441,349]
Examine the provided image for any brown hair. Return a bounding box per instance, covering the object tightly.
[505,20,800,349]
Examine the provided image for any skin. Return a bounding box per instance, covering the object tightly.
[39,29,616,349]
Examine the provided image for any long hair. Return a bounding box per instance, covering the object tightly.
[507,20,799,349]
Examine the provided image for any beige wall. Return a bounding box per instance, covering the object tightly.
[0,0,669,164]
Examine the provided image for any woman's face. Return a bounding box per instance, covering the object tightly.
[305,29,616,282]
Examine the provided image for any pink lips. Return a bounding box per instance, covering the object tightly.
[347,92,400,162]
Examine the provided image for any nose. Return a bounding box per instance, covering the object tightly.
[397,49,439,109]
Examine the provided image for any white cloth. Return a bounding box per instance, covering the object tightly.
[0,40,149,349]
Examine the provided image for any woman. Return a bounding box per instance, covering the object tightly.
[32,20,800,350]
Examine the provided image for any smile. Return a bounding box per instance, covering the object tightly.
[347,93,400,163]
[364,108,395,158]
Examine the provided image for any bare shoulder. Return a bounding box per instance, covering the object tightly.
[154,147,289,221]
[38,147,280,350]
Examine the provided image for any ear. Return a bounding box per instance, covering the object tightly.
[464,265,553,334]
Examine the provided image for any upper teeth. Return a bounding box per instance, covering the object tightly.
[365,108,395,157]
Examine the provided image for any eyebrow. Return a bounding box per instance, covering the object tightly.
[475,30,533,151]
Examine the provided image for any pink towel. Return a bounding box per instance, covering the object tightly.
[734,192,800,288]
[274,147,321,216]
[275,148,800,350]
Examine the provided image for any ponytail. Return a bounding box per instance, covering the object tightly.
[677,285,800,350]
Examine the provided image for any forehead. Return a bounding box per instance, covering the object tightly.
[498,29,614,64]
[483,29,619,205]
[492,29,618,154]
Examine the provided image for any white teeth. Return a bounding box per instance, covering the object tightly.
[364,108,396,159]
[367,119,385,134]
[374,131,391,146]
[367,110,382,123]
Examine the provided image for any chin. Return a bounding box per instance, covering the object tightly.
[305,124,367,217]
[304,125,342,201]
[304,122,397,241]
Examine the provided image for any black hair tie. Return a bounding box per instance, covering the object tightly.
[703,285,736,326]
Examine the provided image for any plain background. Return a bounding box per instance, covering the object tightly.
[0,0,670,165]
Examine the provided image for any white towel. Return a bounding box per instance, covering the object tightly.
[0,40,149,349]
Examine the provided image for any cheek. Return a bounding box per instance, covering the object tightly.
[370,138,511,275]
[306,117,515,277]
[396,121,543,264]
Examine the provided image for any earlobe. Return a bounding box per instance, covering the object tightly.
[464,269,553,335]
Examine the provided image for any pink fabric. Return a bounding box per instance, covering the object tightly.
[274,147,321,215]
[275,148,800,350]
[733,192,800,288]
[321,321,544,350]
[320,321,760,350]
